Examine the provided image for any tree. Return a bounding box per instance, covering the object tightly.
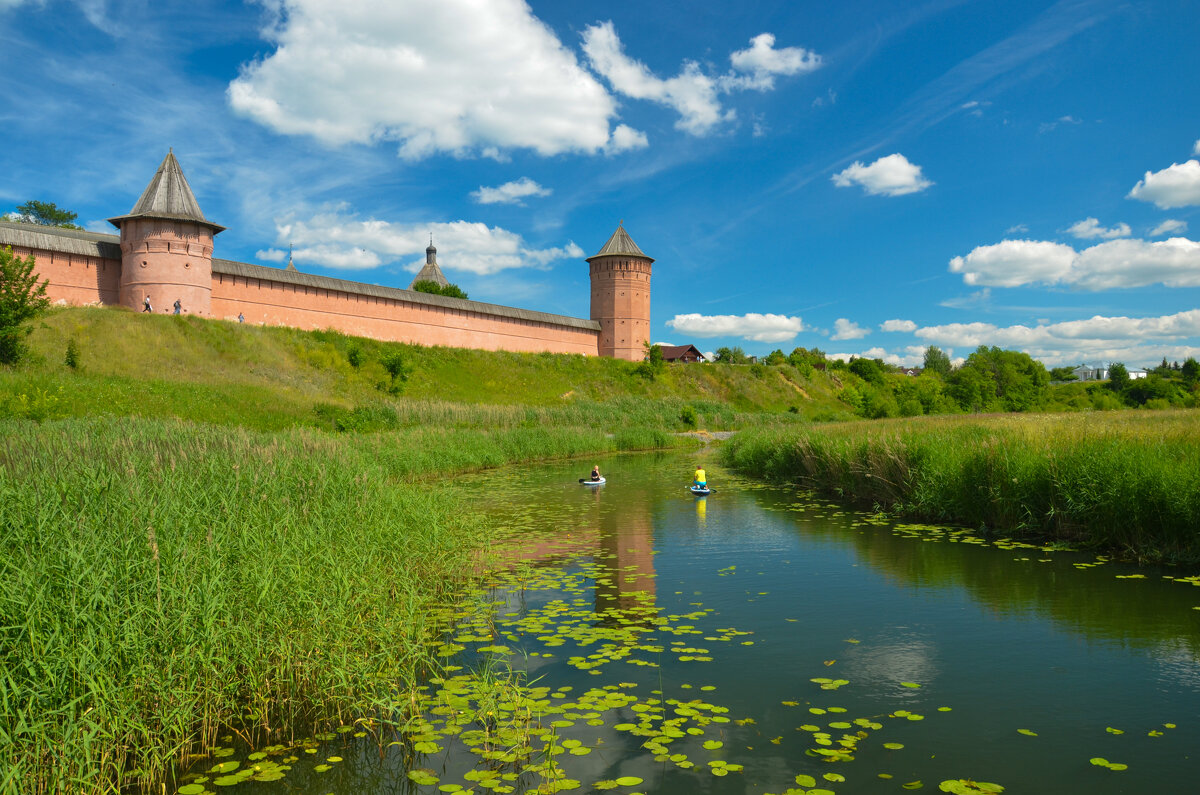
[1181,357,1200,384]
[714,346,747,364]
[13,200,82,229]
[848,356,886,386]
[1107,362,1130,394]
[411,280,468,299]
[923,345,952,378]
[1049,365,1077,381]
[947,345,1049,412]
[763,349,787,366]
[637,341,664,380]
[0,246,51,364]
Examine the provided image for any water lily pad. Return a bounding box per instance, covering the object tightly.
[1017,729,1037,737]
[883,742,904,750]
[177,786,206,795]
[614,776,643,786]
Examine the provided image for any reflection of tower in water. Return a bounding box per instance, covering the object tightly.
[591,492,657,620]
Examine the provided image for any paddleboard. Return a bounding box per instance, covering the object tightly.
[582,477,606,486]
[690,485,711,496]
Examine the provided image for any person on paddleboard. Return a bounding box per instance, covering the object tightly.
[694,465,706,489]
[590,465,602,482]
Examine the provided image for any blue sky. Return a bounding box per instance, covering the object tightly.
[3,0,1199,367]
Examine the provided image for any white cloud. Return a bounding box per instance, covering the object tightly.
[950,236,1200,290]
[726,32,821,90]
[228,0,627,158]
[665,312,805,343]
[913,309,1200,366]
[471,177,552,206]
[581,21,726,135]
[1066,217,1130,240]
[832,153,932,197]
[831,318,869,340]
[256,248,287,263]
[264,207,582,275]
[582,23,820,135]
[1128,160,1200,209]
[1149,219,1188,237]
[880,319,917,332]
[606,124,649,153]
[1005,223,1029,235]
[1194,139,1200,156]
[950,239,1076,287]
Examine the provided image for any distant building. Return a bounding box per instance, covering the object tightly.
[409,238,450,289]
[1072,364,1108,381]
[658,344,705,363]
[1128,368,1148,379]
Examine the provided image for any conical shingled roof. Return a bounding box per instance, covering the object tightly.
[409,242,449,288]
[586,223,653,262]
[108,151,225,232]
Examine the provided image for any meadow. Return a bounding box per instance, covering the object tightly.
[722,411,1200,562]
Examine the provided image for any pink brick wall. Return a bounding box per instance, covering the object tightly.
[211,270,600,355]
[13,245,120,307]
[16,237,601,356]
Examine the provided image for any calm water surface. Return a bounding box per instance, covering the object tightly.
[194,450,1200,794]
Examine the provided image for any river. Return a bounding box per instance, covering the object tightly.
[179,450,1200,794]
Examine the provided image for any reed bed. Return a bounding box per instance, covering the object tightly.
[0,417,680,794]
[723,411,1200,561]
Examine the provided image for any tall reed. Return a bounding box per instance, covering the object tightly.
[0,417,682,793]
[722,411,1200,561]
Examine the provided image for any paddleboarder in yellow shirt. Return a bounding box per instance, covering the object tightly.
[694,466,706,489]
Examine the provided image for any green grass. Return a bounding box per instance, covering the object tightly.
[0,416,686,794]
[722,411,1200,561]
[1,306,853,429]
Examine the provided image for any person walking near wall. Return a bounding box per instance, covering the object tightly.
[173,299,182,315]
[143,295,152,313]
[237,312,245,323]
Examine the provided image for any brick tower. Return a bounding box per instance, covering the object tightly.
[587,223,653,360]
[108,150,224,316]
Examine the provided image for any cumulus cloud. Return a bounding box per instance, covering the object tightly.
[949,239,1076,287]
[607,124,649,153]
[726,32,821,90]
[831,318,869,340]
[832,153,932,197]
[1128,160,1200,209]
[582,23,819,135]
[880,319,917,332]
[913,309,1200,365]
[665,312,805,343]
[228,0,628,158]
[1150,219,1188,237]
[1066,217,1130,240]
[471,177,552,206]
[949,236,1200,290]
[260,207,583,275]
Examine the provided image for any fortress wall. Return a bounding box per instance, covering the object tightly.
[2,222,602,356]
[210,269,600,356]
[24,247,121,307]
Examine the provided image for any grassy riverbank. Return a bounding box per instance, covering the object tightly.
[0,306,853,428]
[722,411,1200,561]
[0,416,683,794]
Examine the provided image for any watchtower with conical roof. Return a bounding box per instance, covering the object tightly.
[409,236,450,289]
[108,150,224,315]
[587,223,653,360]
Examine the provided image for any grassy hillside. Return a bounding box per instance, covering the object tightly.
[0,306,854,429]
